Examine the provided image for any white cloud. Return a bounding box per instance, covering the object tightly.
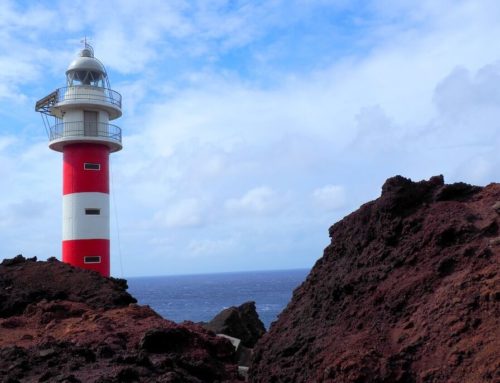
[187,237,237,258]
[154,198,204,228]
[351,105,398,151]
[0,136,17,152]
[225,187,279,215]
[312,185,346,211]
[433,64,500,131]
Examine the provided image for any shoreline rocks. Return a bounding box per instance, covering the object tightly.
[0,257,241,382]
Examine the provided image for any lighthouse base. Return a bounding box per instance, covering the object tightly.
[63,239,110,277]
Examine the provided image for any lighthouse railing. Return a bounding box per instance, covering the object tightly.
[56,86,121,109]
[48,121,122,143]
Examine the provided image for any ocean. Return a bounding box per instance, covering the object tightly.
[127,269,309,329]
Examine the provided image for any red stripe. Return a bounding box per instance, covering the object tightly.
[62,239,110,277]
[63,143,109,195]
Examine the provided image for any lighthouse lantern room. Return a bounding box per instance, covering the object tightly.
[35,43,122,277]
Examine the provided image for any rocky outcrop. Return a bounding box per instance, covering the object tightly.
[0,256,135,318]
[250,176,500,382]
[0,256,240,382]
[203,301,266,348]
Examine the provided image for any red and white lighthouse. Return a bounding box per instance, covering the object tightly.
[35,43,122,277]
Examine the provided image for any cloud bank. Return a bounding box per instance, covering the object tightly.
[0,0,499,276]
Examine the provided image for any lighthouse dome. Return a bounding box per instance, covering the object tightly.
[65,46,109,88]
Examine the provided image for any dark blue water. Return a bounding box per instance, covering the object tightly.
[127,269,309,329]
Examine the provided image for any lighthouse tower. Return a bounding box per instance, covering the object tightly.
[35,43,122,277]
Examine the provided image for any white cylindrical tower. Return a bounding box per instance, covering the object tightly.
[35,44,122,277]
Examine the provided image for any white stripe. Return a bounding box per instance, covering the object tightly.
[63,192,110,240]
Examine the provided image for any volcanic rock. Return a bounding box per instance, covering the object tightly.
[203,301,266,348]
[0,258,240,382]
[0,255,135,318]
[250,175,500,382]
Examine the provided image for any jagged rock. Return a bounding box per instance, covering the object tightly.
[250,176,500,383]
[0,258,240,382]
[1,254,26,266]
[0,258,136,318]
[203,301,266,348]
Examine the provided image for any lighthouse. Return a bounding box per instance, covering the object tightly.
[35,43,122,277]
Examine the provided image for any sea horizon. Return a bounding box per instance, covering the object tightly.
[126,268,310,329]
[124,266,311,280]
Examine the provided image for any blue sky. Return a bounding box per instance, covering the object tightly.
[1,0,500,277]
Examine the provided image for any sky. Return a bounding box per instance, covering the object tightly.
[1,0,499,277]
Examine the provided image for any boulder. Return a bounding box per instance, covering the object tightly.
[204,301,266,348]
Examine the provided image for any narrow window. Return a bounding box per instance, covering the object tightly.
[84,163,100,170]
[85,208,101,215]
[84,256,101,264]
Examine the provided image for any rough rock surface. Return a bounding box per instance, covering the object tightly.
[203,301,266,348]
[250,175,500,383]
[0,256,136,318]
[0,257,240,382]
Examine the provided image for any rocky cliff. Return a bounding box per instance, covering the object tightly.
[250,176,500,382]
[0,256,240,383]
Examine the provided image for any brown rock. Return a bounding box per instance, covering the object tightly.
[0,258,241,382]
[203,301,266,348]
[0,257,136,318]
[250,175,500,383]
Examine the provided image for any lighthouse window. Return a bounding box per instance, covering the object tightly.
[84,256,101,264]
[85,208,101,215]
[84,163,100,170]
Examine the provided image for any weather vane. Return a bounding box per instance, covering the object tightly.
[80,36,94,56]
[80,36,92,49]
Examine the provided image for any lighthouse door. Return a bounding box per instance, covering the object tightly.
[84,111,98,136]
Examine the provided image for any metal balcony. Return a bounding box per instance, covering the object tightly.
[35,86,122,120]
[48,121,122,153]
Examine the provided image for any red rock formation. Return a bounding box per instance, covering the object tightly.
[250,176,500,383]
[0,257,240,382]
